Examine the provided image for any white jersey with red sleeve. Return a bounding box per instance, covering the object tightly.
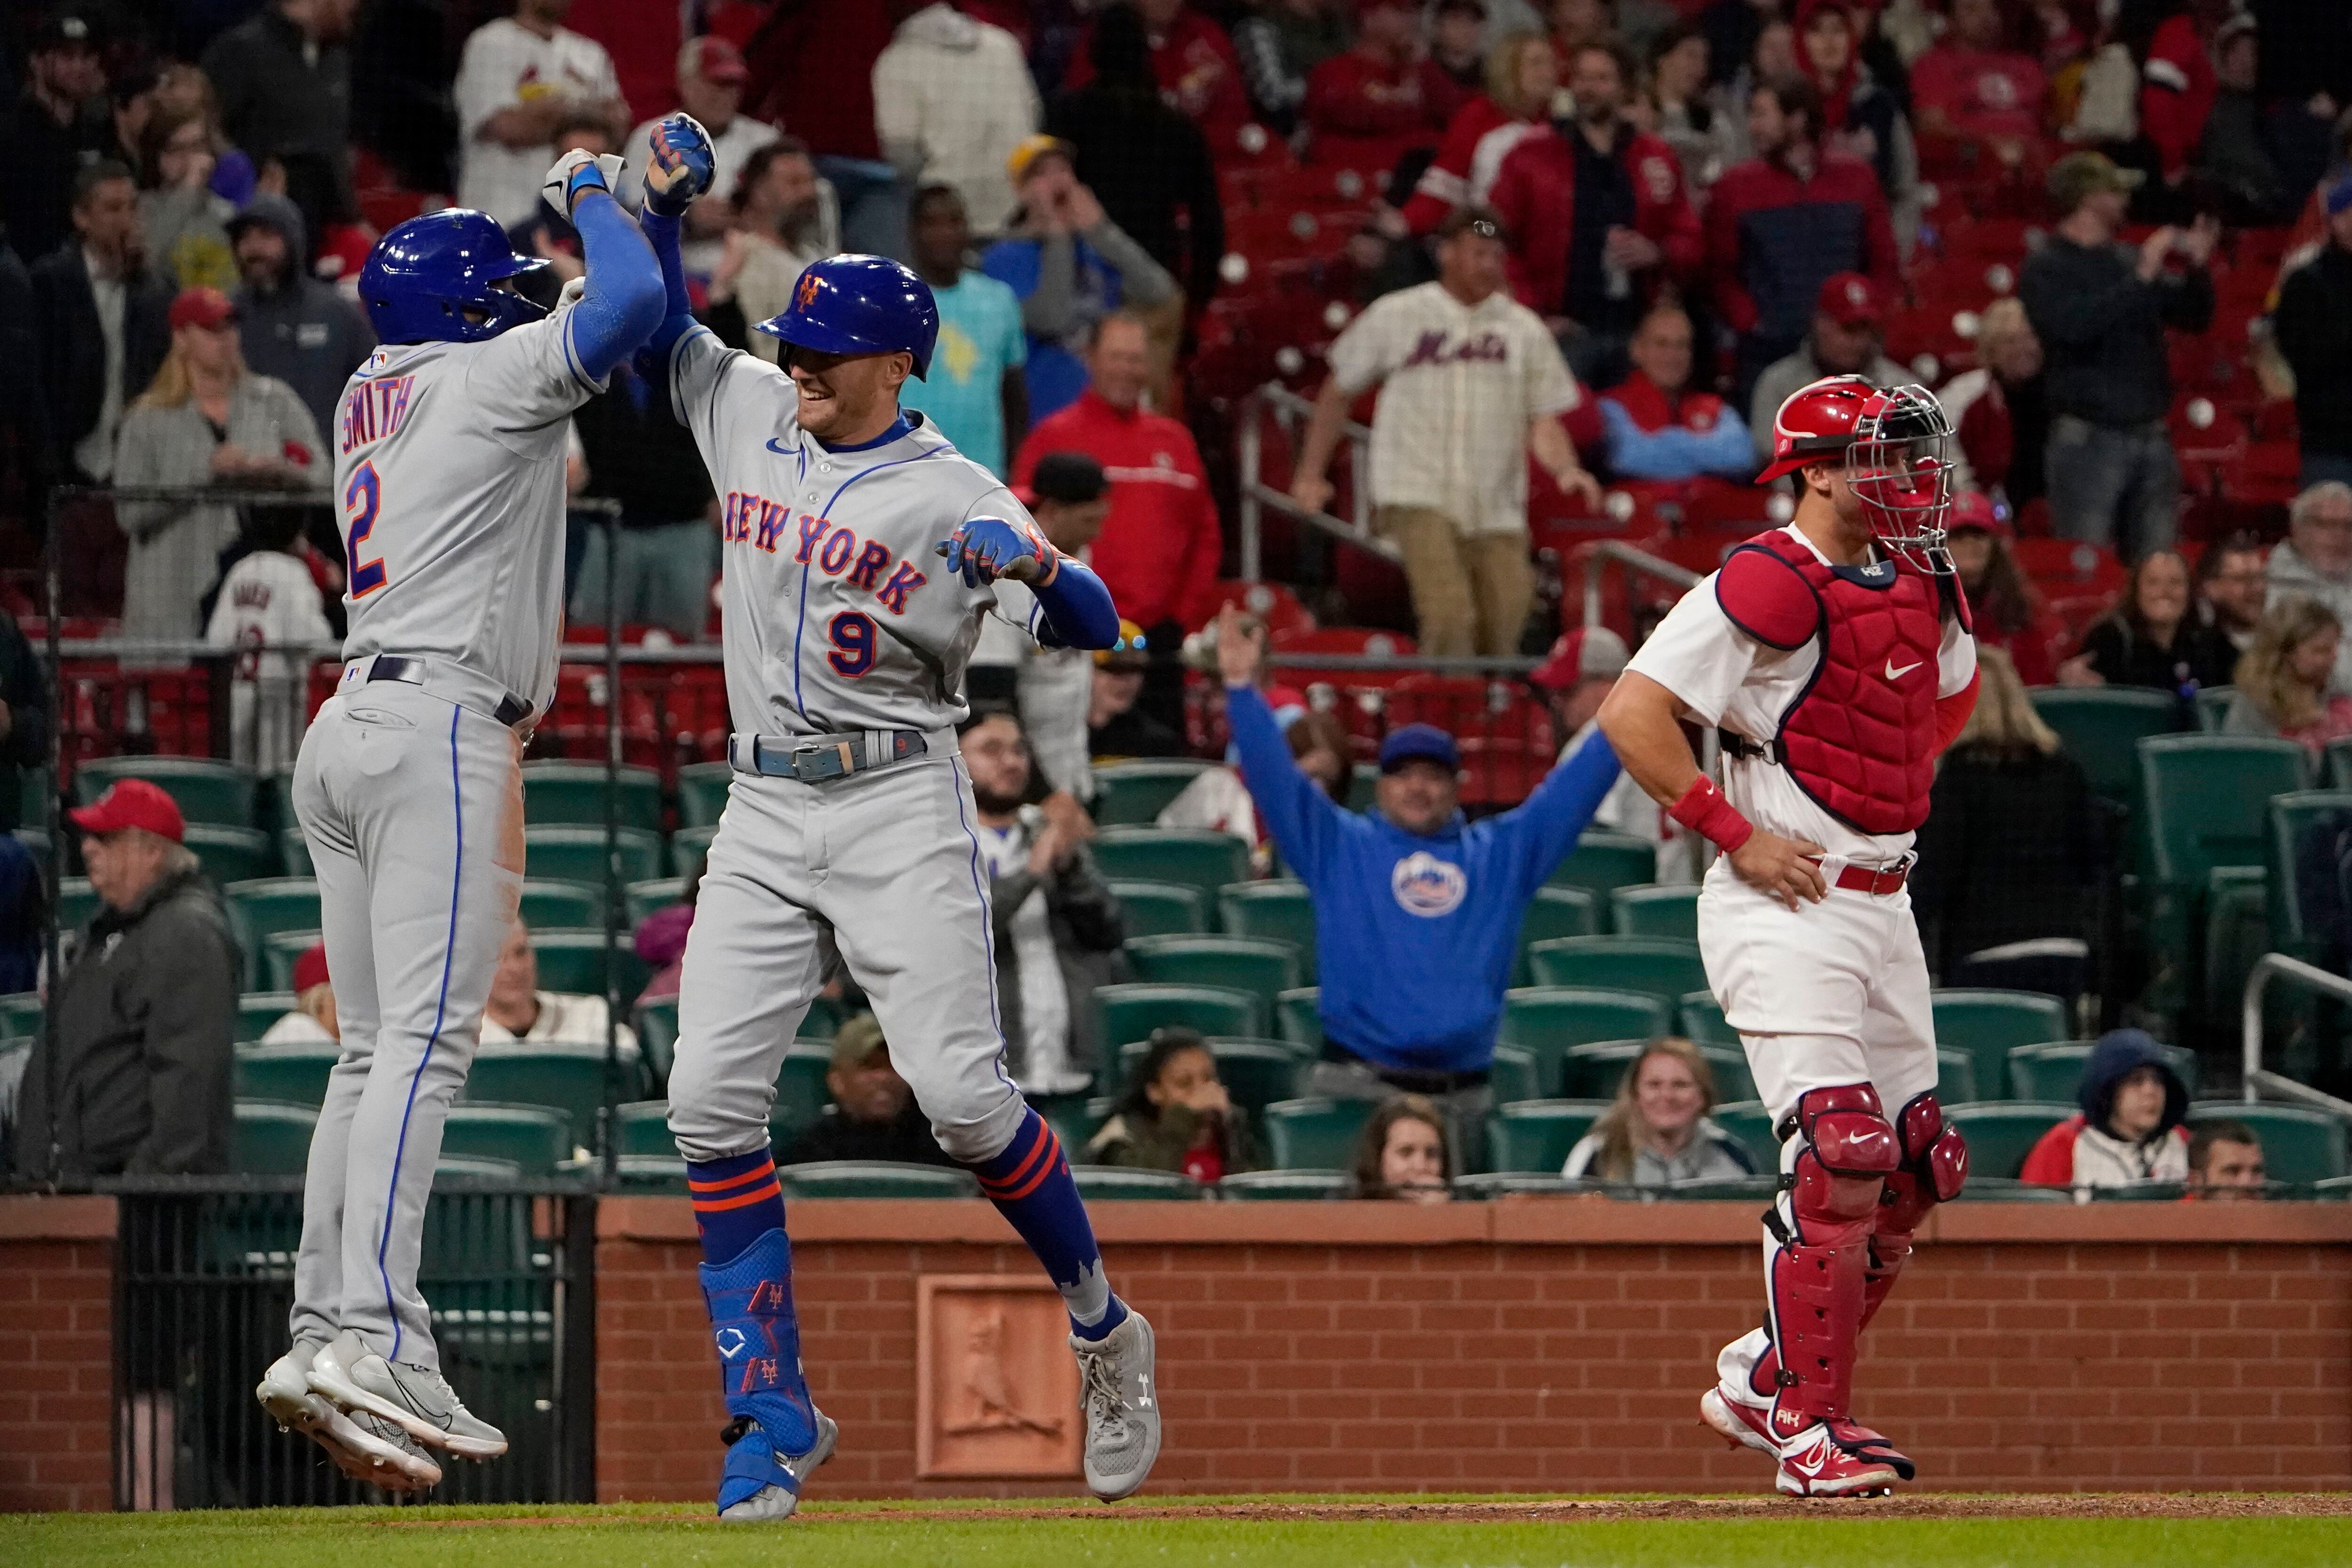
[1624,525,1977,863]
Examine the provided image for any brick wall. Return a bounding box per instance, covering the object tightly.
[0,1197,116,1513]
[597,1198,2352,1499]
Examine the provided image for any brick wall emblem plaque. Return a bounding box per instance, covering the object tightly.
[915,1275,1082,1479]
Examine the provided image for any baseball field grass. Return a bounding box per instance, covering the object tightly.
[8,1494,2348,1568]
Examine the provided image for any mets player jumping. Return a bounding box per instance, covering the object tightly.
[632,117,1155,1521]
[1597,376,1979,1497]
[253,151,667,1489]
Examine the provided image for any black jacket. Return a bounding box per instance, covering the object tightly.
[2019,233,2212,428]
[199,7,356,230]
[779,1101,956,1167]
[984,825,1129,1083]
[2076,616,2239,697]
[1046,84,1226,307]
[12,866,238,1179]
[1910,746,2101,978]
[29,244,173,481]
[0,227,47,507]
[572,363,716,528]
[0,615,49,834]
[2276,244,2352,462]
[0,88,118,269]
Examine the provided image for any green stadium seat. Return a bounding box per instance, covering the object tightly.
[1611,884,1699,941]
[222,878,323,990]
[2028,687,2179,805]
[1262,1097,1376,1170]
[588,1155,690,1192]
[614,1100,676,1157]
[1111,879,1208,939]
[522,824,665,886]
[670,825,717,878]
[634,997,679,1086]
[463,1043,644,1147]
[440,1103,573,1173]
[1218,1169,1352,1200]
[795,994,843,1040]
[259,930,322,992]
[625,877,688,925]
[1344,763,1378,813]
[234,1101,318,1174]
[2140,736,2307,1016]
[1527,937,1708,1007]
[1661,1174,1779,1201]
[2204,869,2269,1039]
[1452,1172,1595,1199]
[233,1042,338,1107]
[1275,986,1322,1047]
[1070,1166,1201,1200]
[1935,1049,1981,1106]
[676,762,734,829]
[1942,1101,2074,1180]
[1489,1043,1541,1106]
[517,879,606,932]
[1218,880,1314,972]
[1710,1100,1779,1168]
[1090,827,1252,905]
[519,761,664,832]
[278,827,311,876]
[2185,1104,2349,1185]
[773,1041,838,1146]
[2006,1041,2201,1102]
[1033,1093,1109,1157]
[529,931,651,1000]
[53,877,100,932]
[1499,987,1672,1097]
[1952,1176,2074,1203]
[76,756,257,828]
[2314,1174,2352,1200]
[1931,989,2072,1108]
[186,824,278,884]
[1679,990,1735,1046]
[1,992,44,1039]
[1560,1040,1754,1102]
[777,1161,980,1199]
[2266,791,2352,965]
[1545,832,1656,913]
[432,1155,523,1184]
[235,992,296,1045]
[1124,934,1302,1006]
[1095,983,1263,1054]
[1485,1099,1612,1174]
[2193,686,2235,734]
[1115,1037,1303,1117]
[1091,760,1214,826]
[1514,886,1598,985]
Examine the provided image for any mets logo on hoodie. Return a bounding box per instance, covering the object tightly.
[1391,851,1466,918]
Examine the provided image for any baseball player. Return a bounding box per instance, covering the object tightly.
[252,151,668,1490]
[1596,376,1978,1497]
[632,119,1155,1522]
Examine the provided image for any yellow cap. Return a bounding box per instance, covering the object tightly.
[1095,620,1150,668]
[1006,134,1076,185]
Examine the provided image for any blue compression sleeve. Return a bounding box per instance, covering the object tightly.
[1030,556,1120,650]
[636,206,699,359]
[565,191,666,384]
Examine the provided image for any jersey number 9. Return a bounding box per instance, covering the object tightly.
[826,611,877,677]
[345,462,386,598]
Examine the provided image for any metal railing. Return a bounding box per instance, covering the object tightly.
[2240,953,2352,1117]
[1577,538,1701,629]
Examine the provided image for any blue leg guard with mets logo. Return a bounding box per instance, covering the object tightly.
[690,1151,830,1515]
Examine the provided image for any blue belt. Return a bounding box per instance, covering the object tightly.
[727,730,929,783]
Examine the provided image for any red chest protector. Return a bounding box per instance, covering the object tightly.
[1713,531,1968,836]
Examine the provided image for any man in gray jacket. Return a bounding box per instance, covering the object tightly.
[10,778,237,1179]
[228,192,374,439]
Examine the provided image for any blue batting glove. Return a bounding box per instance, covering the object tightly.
[644,112,717,216]
[938,517,1055,587]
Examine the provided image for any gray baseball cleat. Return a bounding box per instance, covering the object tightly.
[257,1343,442,1491]
[1073,1309,1160,1501]
[307,1329,509,1460]
[717,1410,840,1522]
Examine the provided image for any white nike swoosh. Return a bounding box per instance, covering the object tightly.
[1884,658,1922,680]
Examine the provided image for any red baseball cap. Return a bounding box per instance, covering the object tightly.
[293,942,331,995]
[681,35,748,87]
[1815,271,1883,328]
[168,285,238,333]
[1529,626,1631,691]
[1946,488,2009,539]
[68,778,186,842]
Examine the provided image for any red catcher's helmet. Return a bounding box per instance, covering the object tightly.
[1756,374,1956,574]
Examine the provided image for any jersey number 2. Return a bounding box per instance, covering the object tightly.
[826,611,876,677]
[345,461,386,597]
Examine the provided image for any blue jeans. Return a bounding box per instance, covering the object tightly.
[2044,415,2179,562]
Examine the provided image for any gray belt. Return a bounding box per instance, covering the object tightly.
[728,729,934,782]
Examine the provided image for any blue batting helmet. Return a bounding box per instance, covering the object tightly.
[756,253,938,379]
[358,209,549,345]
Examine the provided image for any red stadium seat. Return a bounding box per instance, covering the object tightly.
[2012,537,2124,595]
[1200,580,1314,637]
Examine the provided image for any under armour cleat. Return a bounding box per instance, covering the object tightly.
[716,1409,838,1521]
[308,1329,508,1460]
[1073,1308,1160,1501]
[257,1343,441,1491]
[1774,1418,1907,1498]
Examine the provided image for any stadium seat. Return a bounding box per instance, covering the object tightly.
[1090,827,1253,905]
[2194,686,2235,733]
[0,992,41,1039]
[1950,1176,2073,1203]
[1115,1037,1304,1117]
[278,827,312,876]
[1485,1099,1612,1174]
[1545,832,1656,914]
[519,761,664,832]
[587,1154,689,1192]
[516,879,607,932]
[76,756,256,827]
[1262,1097,1376,1170]
[1935,1049,1981,1106]
[675,762,733,829]
[463,1043,645,1147]
[220,878,323,990]
[1560,1040,1754,1102]
[1943,1101,2075,1180]
[1112,879,1208,939]
[1527,936,1708,1006]
[772,1041,838,1145]
[235,991,296,1045]
[186,824,278,885]
[1091,760,1215,826]
[441,1103,572,1173]
[1611,885,1700,941]
[233,1042,338,1108]
[1096,983,1264,1055]
[1489,1043,1541,1106]
[1678,990,1735,1046]
[1710,1100,1779,1167]
[1499,988,1672,1096]
[1514,886,1598,984]
[633,998,679,1086]
[1219,1169,1352,1200]
[2140,736,2306,888]
[2265,791,2352,965]
[670,825,717,877]
[1219,880,1314,970]
[1931,989,2071,1106]
[796,994,843,1039]
[624,877,687,925]
[1070,1166,1202,1200]
[2185,1104,2349,1185]
[523,825,665,886]
[1275,985,1323,1047]
[432,1155,523,1185]
[614,1099,676,1157]
[51,877,99,933]
[2027,687,2179,806]
[777,1161,979,1199]
[2008,1040,2201,1101]
[1034,1093,1110,1156]
[259,930,322,992]
[2202,869,2269,1039]
[529,931,651,1000]
[1124,934,1302,1006]
[234,1101,318,1175]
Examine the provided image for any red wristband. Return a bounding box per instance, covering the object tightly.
[1669,775,1754,854]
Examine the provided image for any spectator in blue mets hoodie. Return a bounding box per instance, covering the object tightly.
[1214,604,1622,1172]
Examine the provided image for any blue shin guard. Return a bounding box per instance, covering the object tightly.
[699,1227,821,1513]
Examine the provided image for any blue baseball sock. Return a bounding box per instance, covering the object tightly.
[968,1109,1129,1341]
[688,1147,786,1265]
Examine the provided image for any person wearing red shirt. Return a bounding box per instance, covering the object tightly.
[1401,32,1560,235]
[1013,312,1223,646]
[1487,40,1701,388]
[2135,4,2216,185]
[1064,0,1251,157]
[1909,0,2048,175]
[1302,0,1466,173]
[1599,303,1756,484]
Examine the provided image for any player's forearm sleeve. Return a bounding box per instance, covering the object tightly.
[1031,557,1121,650]
[635,206,699,357]
[1933,669,1979,755]
[567,192,667,384]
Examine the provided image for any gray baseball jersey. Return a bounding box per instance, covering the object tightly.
[666,325,1049,737]
[334,304,605,713]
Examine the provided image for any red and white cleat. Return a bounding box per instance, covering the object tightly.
[1773,1418,1908,1498]
[1700,1386,1777,1457]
